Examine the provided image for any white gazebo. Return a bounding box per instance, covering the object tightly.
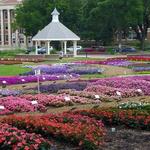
[32,8,80,57]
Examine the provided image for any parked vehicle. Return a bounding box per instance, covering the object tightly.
[25,47,35,54]
[83,46,106,53]
[37,47,53,54]
[114,47,136,53]
[121,47,136,53]
[67,46,82,51]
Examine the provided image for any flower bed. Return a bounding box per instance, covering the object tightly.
[0,96,46,114]
[58,89,120,102]
[1,113,106,149]
[118,101,150,110]
[89,76,150,95]
[0,123,51,149]
[72,109,150,130]
[132,66,150,72]
[0,60,22,65]
[29,82,87,93]
[84,85,143,98]
[0,93,101,115]
[0,74,78,85]
[22,63,104,76]
[0,89,22,96]
[74,59,135,67]
[20,94,100,106]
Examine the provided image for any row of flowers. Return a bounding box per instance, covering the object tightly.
[28,76,150,99]
[58,89,123,102]
[0,94,101,115]
[132,66,150,72]
[0,60,22,65]
[0,123,51,150]
[29,82,88,94]
[0,57,44,63]
[72,109,150,130]
[74,59,134,67]
[22,63,104,76]
[0,113,106,149]
[118,101,150,109]
[84,85,143,98]
[0,89,22,96]
[88,76,150,96]
[0,74,79,85]
[74,59,150,70]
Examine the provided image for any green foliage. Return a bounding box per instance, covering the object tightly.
[85,0,143,44]
[15,0,83,37]
[14,0,150,49]
[0,65,31,76]
[0,49,25,57]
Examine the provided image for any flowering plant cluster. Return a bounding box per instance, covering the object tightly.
[21,93,101,106]
[89,76,150,96]
[0,57,44,63]
[74,59,135,67]
[84,85,143,98]
[0,74,78,85]
[0,60,22,65]
[127,55,150,61]
[118,101,150,109]
[72,109,150,130]
[0,93,101,115]
[0,123,51,149]
[0,89,22,96]
[1,113,106,149]
[132,66,150,72]
[0,96,46,114]
[30,82,87,93]
[58,89,119,102]
[23,63,104,76]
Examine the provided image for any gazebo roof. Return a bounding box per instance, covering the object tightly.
[32,8,80,41]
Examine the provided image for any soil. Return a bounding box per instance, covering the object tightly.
[48,127,150,150]
[101,127,150,150]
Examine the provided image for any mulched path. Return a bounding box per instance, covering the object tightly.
[101,127,150,150]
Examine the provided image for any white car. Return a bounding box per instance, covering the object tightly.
[67,46,82,51]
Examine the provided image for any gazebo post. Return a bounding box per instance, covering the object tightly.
[73,41,77,57]
[64,41,67,55]
[47,41,50,55]
[61,41,63,51]
[35,41,38,55]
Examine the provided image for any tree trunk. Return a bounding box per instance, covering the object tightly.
[118,30,122,49]
[141,36,145,51]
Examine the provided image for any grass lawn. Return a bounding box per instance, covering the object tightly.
[135,71,150,74]
[0,64,31,76]
[0,49,25,58]
[81,73,107,79]
[0,57,103,76]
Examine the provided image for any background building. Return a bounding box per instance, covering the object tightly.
[0,0,32,49]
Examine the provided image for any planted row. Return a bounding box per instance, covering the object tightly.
[0,94,101,115]
[72,109,150,130]
[1,113,106,149]
[0,123,51,150]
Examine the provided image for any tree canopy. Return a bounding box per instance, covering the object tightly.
[14,0,150,49]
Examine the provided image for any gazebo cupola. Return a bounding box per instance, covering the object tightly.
[32,8,80,57]
[51,8,60,22]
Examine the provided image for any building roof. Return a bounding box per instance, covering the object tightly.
[32,8,80,41]
[51,8,60,16]
[0,0,22,5]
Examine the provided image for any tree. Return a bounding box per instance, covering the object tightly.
[85,0,143,47]
[132,0,150,50]
[14,0,83,37]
